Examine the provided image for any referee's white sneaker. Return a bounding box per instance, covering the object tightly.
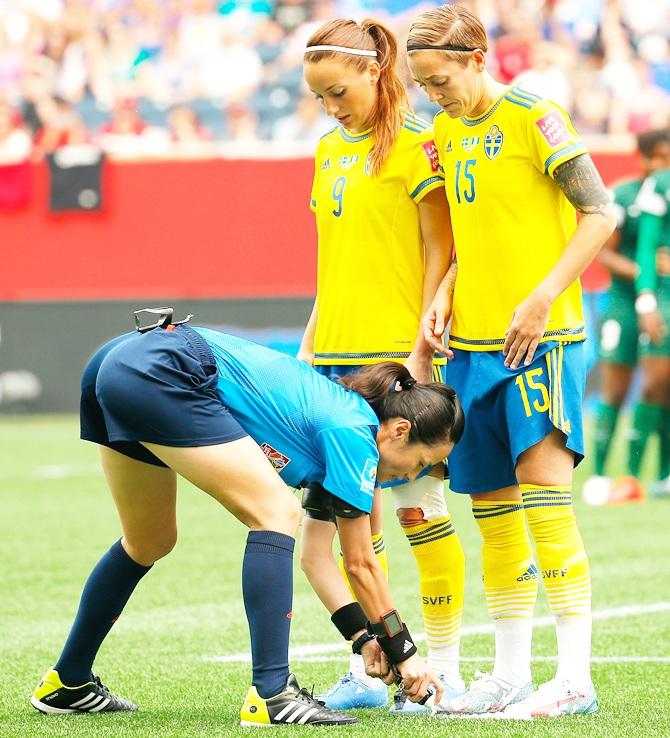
[502,678,598,718]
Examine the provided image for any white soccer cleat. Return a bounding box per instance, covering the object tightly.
[582,475,612,506]
[502,678,598,718]
[650,476,670,498]
[435,671,533,715]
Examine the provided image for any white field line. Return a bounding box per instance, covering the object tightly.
[204,601,670,664]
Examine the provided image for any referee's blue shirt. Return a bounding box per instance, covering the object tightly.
[194,328,379,513]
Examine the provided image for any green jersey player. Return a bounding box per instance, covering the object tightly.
[584,129,670,505]
[631,154,670,496]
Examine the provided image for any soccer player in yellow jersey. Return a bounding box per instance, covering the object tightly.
[407,4,617,718]
[298,18,467,714]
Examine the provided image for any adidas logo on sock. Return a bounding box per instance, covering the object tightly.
[403,640,413,653]
[517,563,539,581]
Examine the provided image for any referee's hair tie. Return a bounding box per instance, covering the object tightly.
[394,377,417,391]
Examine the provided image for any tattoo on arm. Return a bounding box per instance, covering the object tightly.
[553,154,610,216]
[445,258,458,291]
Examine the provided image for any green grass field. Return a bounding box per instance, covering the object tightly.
[1,415,669,737]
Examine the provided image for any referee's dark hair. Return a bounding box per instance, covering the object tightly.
[339,361,464,446]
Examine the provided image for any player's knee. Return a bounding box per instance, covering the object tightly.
[601,386,626,407]
[299,543,320,579]
[125,530,177,565]
[641,380,664,405]
[396,506,427,527]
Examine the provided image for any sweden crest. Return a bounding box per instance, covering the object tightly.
[484,125,503,159]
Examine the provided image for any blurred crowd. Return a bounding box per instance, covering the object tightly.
[0,0,669,160]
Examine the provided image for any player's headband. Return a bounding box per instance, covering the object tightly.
[304,45,377,57]
[406,43,478,52]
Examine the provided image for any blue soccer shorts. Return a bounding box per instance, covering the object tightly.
[80,326,247,467]
[445,341,585,494]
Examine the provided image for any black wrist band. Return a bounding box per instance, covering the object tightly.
[367,619,387,637]
[376,624,417,664]
[351,631,376,655]
[331,602,368,641]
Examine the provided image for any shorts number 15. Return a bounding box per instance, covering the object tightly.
[515,368,550,417]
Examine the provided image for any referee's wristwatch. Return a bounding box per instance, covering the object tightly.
[367,610,417,664]
[367,609,404,638]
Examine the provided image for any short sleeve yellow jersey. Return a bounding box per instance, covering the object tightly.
[433,85,588,351]
[310,112,444,364]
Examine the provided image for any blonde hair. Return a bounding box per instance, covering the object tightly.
[305,19,408,176]
[407,4,488,67]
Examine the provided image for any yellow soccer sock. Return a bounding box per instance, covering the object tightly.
[403,517,464,684]
[522,485,592,688]
[338,530,388,599]
[473,500,537,686]
[339,532,388,685]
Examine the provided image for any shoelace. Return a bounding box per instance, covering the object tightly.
[91,675,110,697]
[297,685,326,707]
[322,674,352,696]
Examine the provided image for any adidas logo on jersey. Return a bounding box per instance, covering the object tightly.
[321,158,331,171]
[517,563,539,581]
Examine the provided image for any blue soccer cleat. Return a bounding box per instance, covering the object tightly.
[318,672,388,710]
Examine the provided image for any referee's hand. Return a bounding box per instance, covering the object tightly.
[360,638,388,681]
[394,653,443,706]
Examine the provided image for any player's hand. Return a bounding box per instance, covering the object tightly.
[657,247,670,277]
[639,309,667,346]
[395,654,443,705]
[421,289,455,360]
[361,638,389,680]
[503,290,552,369]
[296,347,314,365]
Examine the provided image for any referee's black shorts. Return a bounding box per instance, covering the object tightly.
[80,325,247,467]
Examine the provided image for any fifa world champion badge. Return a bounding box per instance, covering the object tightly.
[484,125,503,159]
